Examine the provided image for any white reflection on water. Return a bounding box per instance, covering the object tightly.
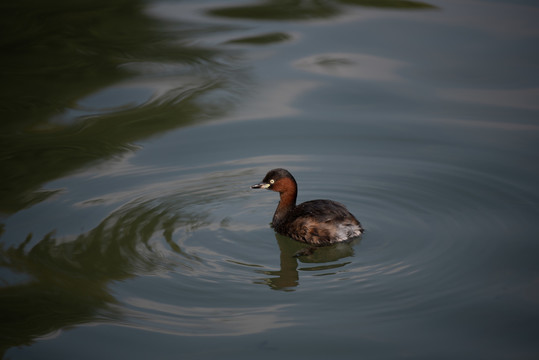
[221,80,319,122]
[294,53,406,82]
[118,298,294,336]
[73,172,241,209]
[72,152,313,182]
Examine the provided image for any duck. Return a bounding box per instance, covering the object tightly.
[251,168,363,245]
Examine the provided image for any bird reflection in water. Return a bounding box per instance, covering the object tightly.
[258,234,359,291]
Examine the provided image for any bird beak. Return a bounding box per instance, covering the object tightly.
[251,182,270,189]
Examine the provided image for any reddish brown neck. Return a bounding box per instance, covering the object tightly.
[273,178,297,225]
[277,189,297,211]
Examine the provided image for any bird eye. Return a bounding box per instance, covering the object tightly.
[270,179,275,184]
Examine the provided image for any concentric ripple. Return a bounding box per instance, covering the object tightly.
[4,152,535,338]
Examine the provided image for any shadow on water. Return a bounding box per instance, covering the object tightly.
[0,0,431,355]
[258,233,358,291]
[0,186,217,354]
[0,0,240,214]
[208,0,436,20]
[0,0,436,214]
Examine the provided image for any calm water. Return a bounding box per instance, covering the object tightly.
[1,0,539,358]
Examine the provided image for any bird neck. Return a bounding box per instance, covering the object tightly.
[273,189,297,226]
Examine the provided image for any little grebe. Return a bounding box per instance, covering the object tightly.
[251,168,363,245]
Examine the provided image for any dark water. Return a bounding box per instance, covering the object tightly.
[1,0,539,358]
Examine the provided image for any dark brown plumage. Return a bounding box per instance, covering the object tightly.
[251,168,363,245]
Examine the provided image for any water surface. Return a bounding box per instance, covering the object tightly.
[1,0,539,359]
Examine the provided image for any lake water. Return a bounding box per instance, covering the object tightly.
[1,0,539,359]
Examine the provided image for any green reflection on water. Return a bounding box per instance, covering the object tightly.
[0,0,236,214]
[209,0,340,20]
[0,193,209,354]
[226,32,292,45]
[208,0,435,20]
[338,0,435,8]
[0,0,420,353]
